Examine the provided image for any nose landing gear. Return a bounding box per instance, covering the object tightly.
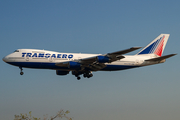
[19,67,24,75]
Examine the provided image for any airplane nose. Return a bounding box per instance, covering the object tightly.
[2,56,8,62]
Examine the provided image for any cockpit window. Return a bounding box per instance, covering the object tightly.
[14,50,19,52]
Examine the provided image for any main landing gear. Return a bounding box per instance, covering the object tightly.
[74,71,93,80]
[19,67,24,75]
[77,76,81,80]
[83,72,93,78]
[74,74,81,80]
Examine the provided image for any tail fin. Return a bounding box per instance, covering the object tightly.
[137,34,170,56]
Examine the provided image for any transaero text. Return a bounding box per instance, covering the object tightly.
[22,53,73,59]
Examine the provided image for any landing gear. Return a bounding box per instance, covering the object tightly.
[77,76,81,80]
[19,67,24,75]
[72,71,93,80]
[83,72,93,78]
[20,72,24,75]
[75,75,81,80]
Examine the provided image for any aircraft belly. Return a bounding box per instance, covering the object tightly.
[6,62,69,70]
[7,61,140,71]
[101,65,140,71]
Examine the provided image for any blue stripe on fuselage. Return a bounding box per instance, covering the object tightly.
[101,65,139,71]
[6,62,140,71]
[7,62,67,69]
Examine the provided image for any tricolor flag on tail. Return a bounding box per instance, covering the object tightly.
[137,34,170,56]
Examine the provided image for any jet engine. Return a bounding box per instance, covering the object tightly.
[68,61,81,69]
[97,56,110,63]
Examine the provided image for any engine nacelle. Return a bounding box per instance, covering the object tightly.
[68,61,81,69]
[56,70,69,75]
[97,56,110,63]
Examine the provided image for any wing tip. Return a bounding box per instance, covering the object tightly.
[131,47,142,49]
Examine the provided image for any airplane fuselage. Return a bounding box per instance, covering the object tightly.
[3,34,175,80]
[3,49,159,71]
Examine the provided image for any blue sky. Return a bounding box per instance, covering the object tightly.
[0,0,180,120]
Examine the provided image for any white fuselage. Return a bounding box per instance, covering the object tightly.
[3,49,161,71]
[2,34,174,79]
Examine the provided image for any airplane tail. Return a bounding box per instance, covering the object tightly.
[137,34,170,57]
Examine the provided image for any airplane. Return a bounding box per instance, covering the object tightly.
[2,34,176,80]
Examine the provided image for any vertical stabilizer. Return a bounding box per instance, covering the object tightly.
[137,34,170,56]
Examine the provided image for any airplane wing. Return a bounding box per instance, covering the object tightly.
[80,47,142,64]
[56,47,141,71]
[145,54,177,62]
[105,47,142,62]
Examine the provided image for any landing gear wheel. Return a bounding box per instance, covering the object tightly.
[77,77,81,80]
[20,72,24,75]
[83,73,87,78]
[83,72,93,78]
[89,73,93,77]
[19,67,24,75]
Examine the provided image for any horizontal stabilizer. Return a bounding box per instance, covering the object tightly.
[145,54,177,61]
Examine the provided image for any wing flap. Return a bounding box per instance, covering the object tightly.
[87,62,107,71]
